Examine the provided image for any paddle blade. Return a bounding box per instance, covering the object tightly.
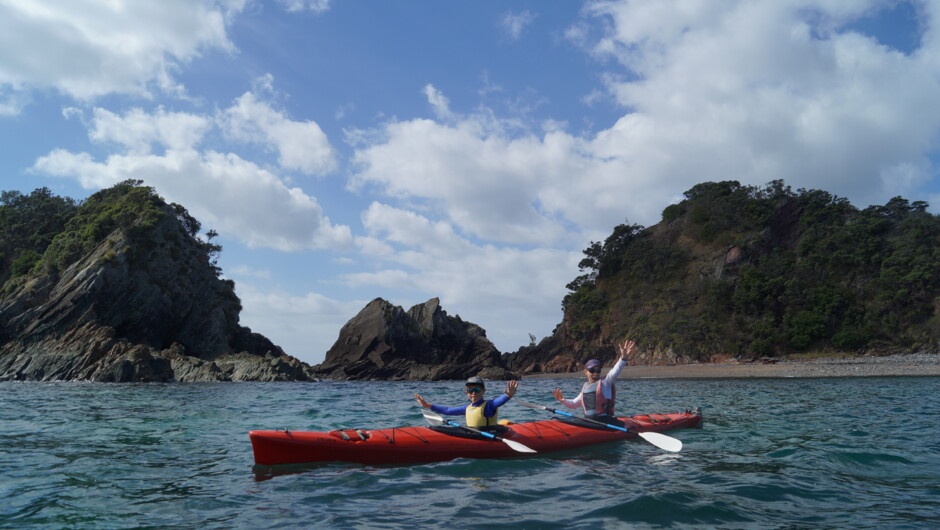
[638,431,682,452]
[516,400,548,411]
[421,409,444,426]
[503,438,537,453]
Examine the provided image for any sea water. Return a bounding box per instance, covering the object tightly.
[2,377,939,528]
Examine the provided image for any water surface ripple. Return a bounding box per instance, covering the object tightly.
[2,377,938,528]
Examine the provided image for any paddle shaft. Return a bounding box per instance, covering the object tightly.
[518,401,633,432]
[420,409,536,453]
[445,420,499,440]
[516,401,683,452]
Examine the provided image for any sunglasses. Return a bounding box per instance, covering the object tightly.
[465,386,484,393]
[587,367,601,373]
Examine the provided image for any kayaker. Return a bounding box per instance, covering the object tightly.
[414,377,518,430]
[551,338,636,422]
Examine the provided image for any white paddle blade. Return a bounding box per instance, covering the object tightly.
[421,409,444,425]
[504,439,537,453]
[638,432,682,452]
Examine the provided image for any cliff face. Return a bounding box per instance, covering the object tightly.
[0,184,315,382]
[314,297,518,381]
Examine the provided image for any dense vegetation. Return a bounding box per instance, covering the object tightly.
[0,180,222,290]
[563,180,940,359]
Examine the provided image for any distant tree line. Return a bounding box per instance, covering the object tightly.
[563,180,940,358]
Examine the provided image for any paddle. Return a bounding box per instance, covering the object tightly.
[516,401,682,453]
[420,409,537,454]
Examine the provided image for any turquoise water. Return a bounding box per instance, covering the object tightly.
[2,377,939,528]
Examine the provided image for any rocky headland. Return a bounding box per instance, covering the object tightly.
[0,182,315,382]
[502,181,940,373]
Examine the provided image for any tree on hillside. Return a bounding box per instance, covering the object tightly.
[0,187,78,283]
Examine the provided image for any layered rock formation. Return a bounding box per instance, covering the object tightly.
[0,184,315,382]
[314,297,518,381]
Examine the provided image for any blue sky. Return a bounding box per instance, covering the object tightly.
[2,0,939,365]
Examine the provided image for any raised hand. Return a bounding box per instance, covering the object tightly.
[618,339,637,362]
[414,393,431,409]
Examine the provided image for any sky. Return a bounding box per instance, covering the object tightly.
[2,0,939,365]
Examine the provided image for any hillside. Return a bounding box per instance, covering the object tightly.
[506,180,940,372]
[0,181,314,382]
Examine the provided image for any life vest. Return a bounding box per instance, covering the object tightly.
[465,400,498,428]
[581,381,615,417]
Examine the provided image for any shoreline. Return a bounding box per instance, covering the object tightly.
[524,353,940,379]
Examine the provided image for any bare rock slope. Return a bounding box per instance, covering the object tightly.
[314,297,518,381]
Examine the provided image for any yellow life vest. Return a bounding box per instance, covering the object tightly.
[465,400,498,428]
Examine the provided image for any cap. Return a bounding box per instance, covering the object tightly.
[584,359,602,370]
[465,376,485,386]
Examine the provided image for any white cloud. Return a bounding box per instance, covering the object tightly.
[500,10,537,41]
[276,0,331,14]
[32,100,352,252]
[578,0,940,210]
[343,203,579,355]
[89,107,212,154]
[351,0,940,259]
[227,265,272,280]
[0,87,27,116]
[0,0,241,102]
[350,87,676,246]
[220,90,338,175]
[234,282,363,363]
[422,84,455,122]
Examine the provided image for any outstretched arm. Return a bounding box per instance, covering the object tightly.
[552,388,581,409]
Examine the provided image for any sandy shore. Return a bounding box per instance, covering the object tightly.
[526,353,940,379]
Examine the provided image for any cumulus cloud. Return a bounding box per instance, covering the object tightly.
[32,91,351,252]
[346,202,578,353]
[220,90,338,175]
[89,107,212,154]
[234,282,363,361]
[33,146,351,251]
[351,0,940,258]
[580,0,940,210]
[350,85,671,246]
[0,0,240,102]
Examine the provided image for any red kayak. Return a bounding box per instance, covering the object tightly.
[250,409,702,466]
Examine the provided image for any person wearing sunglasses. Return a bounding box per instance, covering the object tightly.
[415,377,519,430]
[551,338,636,422]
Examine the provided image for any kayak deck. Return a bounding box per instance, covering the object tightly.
[249,409,702,466]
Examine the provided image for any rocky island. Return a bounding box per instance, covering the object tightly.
[0,181,314,382]
[313,297,517,381]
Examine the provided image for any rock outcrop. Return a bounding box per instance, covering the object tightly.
[313,297,518,381]
[0,184,316,382]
